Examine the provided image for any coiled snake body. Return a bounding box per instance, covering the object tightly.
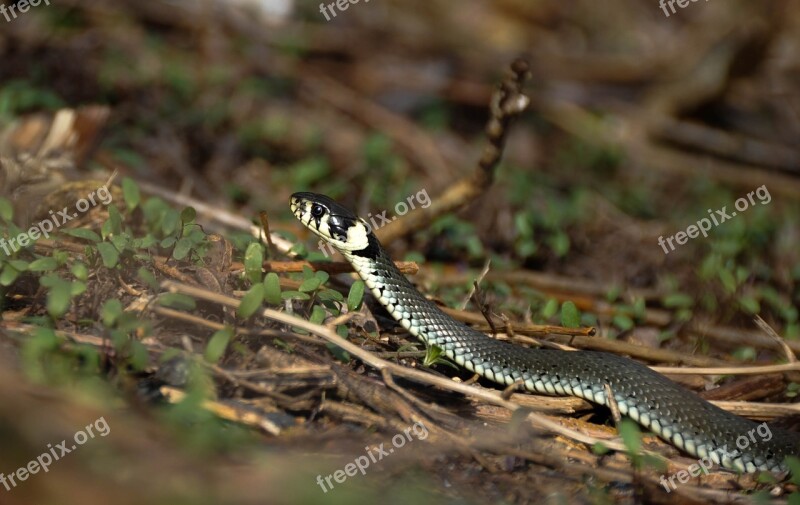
[291,192,799,473]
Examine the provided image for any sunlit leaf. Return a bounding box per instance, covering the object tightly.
[560,301,580,328]
[347,280,365,311]
[263,272,282,305]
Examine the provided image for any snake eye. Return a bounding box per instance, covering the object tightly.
[310,204,325,218]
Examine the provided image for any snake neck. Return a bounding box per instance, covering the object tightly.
[343,245,443,339]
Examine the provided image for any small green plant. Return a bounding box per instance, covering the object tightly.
[422,344,457,370]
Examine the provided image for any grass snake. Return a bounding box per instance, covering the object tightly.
[290,192,799,473]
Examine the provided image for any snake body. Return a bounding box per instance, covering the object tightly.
[291,192,799,473]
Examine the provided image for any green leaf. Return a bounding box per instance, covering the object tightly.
[632,298,646,319]
[205,327,234,363]
[102,299,123,327]
[618,418,642,454]
[314,270,330,284]
[606,286,621,302]
[107,204,122,235]
[347,280,365,311]
[325,325,351,362]
[422,344,458,369]
[46,278,72,318]
[172,237,193,260]
[109,329,128,349]
[641,454,667,473]
[560,301,580,328]
[423,344,445,367]
[613,314,634,331]
[516,239,537,258]
[0,197,13,221]
[263,272,282,305]
[109,233,130,252]
[326,342,350,362]
[0,264,20,286]
[718,269,737,294]
[59,228,101,242]
[244,242,264,284]
[8,260,28,271]
[137,267,159,290]
[317,289,344,302]
[185,228,205,244]
[733,346,757,361]
[281,290,310,301]
[128,340,149,371]
[237,284,265,318]
[298,277,322,292]
[162,209,180,235]
[541,298,558,319]
[70,281,86,296]
[21,327,60,382]
[27,257,59,272]
[39,274,60,288]
[96,242,120,268]
[547,231,570,257]
[71,262,88,281]
[309,305,326,325]
[135,234,158,249]
[662,293,693,309]
[180,206,196,224]
[157,293,196,310]
[738,296,760,315]
[121,177,141,210]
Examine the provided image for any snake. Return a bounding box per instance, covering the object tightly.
[290,192,799,473]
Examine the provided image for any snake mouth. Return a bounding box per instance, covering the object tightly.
[289,193,306,220]
[289,193,321,232]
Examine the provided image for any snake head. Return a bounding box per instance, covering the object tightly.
[290,192,374,254]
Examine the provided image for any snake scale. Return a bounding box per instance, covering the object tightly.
[291,192,799,473]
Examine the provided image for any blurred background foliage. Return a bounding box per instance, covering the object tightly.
[1,0,800,503]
